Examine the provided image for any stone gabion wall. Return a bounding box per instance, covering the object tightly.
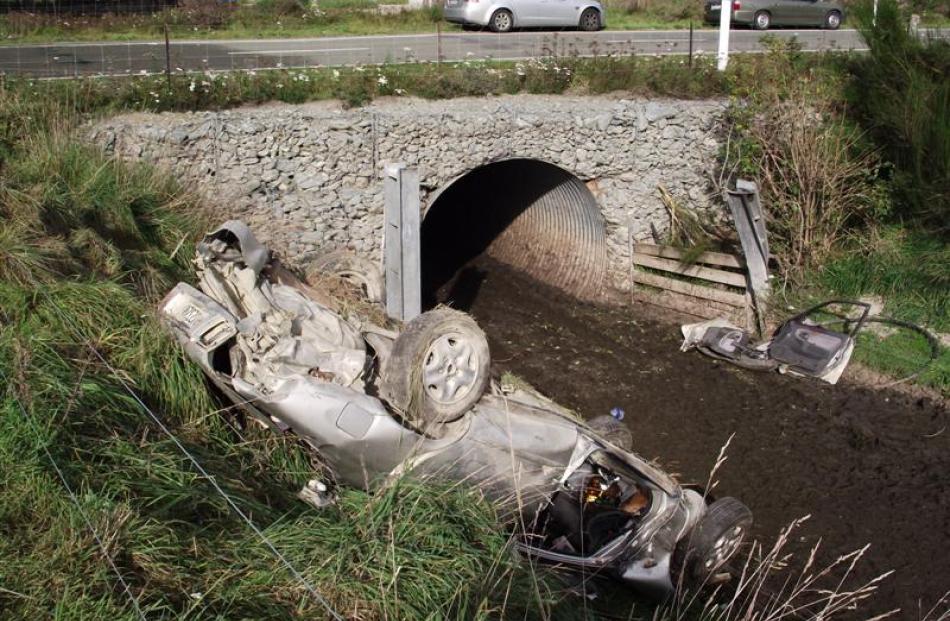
[91,95,726,289]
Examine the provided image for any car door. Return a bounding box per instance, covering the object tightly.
[512,0,544,26]
[548,0,581,26]
[787,0,821,25]
[767,0,801,25]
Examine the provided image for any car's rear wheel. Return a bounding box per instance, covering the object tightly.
[753,10,770,30]
[382,308,490,433]
[682,497,752,584]
[824,10,842,29]
[304,250,384,305]
[489,9,514,32]
[579,8,601,31]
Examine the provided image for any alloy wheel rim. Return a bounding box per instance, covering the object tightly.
[423,332,480,404]
[757,14,768,27]
[495,12,511,30]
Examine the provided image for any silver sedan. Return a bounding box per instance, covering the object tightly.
[443,0,606,32]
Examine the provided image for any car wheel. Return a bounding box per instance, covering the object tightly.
[586,415,633,450]
[683,497,753,584]
[382,308,490,432]
[579,7,601,31]
[489,9,514,33]
[304,250,384,305]
[753,10,770,30]
[824,10,842,29]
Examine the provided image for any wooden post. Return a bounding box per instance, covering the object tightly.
[688,21,694,68]
[383,163,422,322]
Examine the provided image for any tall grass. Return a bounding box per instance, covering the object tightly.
[1,123,590,619]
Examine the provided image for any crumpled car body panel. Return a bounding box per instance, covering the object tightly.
[160,222,722,599]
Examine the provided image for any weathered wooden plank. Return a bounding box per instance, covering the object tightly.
[632,254,748,288]
[631,269,747,307]
[726,179,770,303]
[633,243,745,269]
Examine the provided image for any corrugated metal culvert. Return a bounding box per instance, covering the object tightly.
[422,158,607,303]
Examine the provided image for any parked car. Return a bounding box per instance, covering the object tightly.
[160,221,752,599]
[704,0,844,30]
[443,0,605,32]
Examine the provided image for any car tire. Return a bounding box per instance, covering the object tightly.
[579,7,601,31]
[824,10,842,29]
[753,10,770,30]
[382,308,490,432]
[489,9,514,33]
[304,250,384,305]
[586,415,633,450]
[682,497,753,584]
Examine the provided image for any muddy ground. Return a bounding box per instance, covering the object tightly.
[437,258,949,618]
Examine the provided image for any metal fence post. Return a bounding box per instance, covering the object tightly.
[383,162,421,322]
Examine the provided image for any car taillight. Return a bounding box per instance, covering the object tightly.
[732,1,740,9]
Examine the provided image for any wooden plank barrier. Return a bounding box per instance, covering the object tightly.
[629,242,755,329]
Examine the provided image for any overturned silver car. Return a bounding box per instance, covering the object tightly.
[160,221,752,599]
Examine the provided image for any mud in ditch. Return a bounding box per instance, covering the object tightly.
[436,258,950,617]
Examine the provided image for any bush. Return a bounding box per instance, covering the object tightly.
[847,0,950,234]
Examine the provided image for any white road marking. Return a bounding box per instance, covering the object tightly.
[227,47,370,55]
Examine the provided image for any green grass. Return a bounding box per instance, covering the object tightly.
[799,227,949,391]
[0,112,607,618]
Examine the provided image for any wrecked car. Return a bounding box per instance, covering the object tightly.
[159,221,753,599]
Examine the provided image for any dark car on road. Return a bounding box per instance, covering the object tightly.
[705,0,844,30]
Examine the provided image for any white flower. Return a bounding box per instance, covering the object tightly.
[189,81,196,92]
[332,69,340,79]
[377,75,388,86]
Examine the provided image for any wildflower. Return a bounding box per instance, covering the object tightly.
[332,69,340,79]
[189,81,196,92]
[378,75,388,86]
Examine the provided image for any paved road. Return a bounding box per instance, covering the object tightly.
[0,28,945,78]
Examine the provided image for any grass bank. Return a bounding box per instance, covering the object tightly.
[0,125,595,618]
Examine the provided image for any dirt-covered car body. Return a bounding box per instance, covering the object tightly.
[160,221,749,598]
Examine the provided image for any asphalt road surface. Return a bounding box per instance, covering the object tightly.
[3,27,948,78]
[0,27,892,78]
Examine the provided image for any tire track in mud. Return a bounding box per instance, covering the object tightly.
[438,257,950,618]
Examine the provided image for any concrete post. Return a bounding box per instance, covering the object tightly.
[383,162,422,322]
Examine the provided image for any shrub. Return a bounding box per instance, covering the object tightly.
[847,0,950,234]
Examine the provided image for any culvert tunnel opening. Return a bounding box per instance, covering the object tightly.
[421,159,607,310]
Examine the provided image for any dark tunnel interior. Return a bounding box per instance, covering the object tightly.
[420,158,607,310]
